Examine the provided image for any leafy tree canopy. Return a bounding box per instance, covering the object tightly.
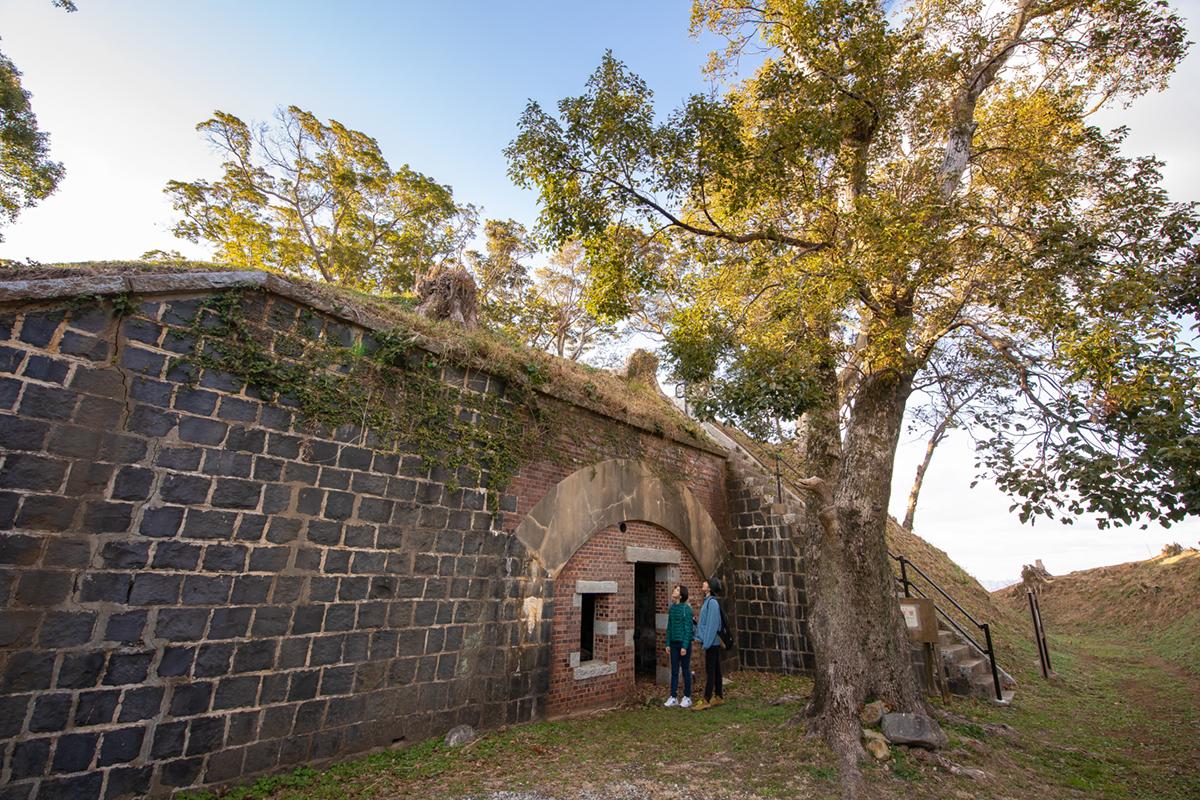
[167,106,477,294]
[508,0,1199,529]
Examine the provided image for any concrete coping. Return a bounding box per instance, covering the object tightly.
[573,660,618,681]
[625,546,680,564]
[576,580,618,595]
[0,270,728,458]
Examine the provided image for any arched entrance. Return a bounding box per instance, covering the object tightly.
[511,459,727,716]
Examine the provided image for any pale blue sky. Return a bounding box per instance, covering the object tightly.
[3,0,1198,581]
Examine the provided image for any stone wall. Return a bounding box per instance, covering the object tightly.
[0,276,736,799]
[727,469,814,674]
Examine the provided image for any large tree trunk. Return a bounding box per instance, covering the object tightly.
[797,370,928,798]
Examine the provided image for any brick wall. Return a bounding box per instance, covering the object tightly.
[546,521,705,716]
[0,283,734,799]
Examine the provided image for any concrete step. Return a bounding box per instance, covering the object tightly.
[937,629,957,647]
[940,643,970,661]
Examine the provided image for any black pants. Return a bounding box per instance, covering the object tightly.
[704,645,723,701]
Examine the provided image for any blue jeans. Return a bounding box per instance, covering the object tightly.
[669,644,692,699]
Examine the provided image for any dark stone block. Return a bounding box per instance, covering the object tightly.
[18,311,64,348]
[338,577,369,601]
[352,551,386,574]
[119,345,165,376]
[155,445,202,471]
[20,384,79,421]
[47,424,101,460]
[185,715,225,755]
[181,509,237,540]
[0,534,42,566]
[344,525,375,549]
[209,606,252,639]
[59,331,109,361]
[14,568,73,605]
[271,576,304,604]
[181,574,232,606]
[202,543,248,572]
[338,446,373,471]
[236,513,268,541]
[357,497,393,524]
[39,611,96,647]
[262,484,292,515]
[202,450,252,478]
[173,387,217,415]
[104,651,153,685]
[317,467,350,490]
[157,646,194,677]
[303,439,338,465]
[230,575,271,604]
[0,416,49,451]
[319,666,355,696]
[130,376,171,406]
[151,540,201,570]
[40,773,103,800]
[212,478,261,509]
[213,675,260,710]
[14,495,77,531]
[117,686,164,722]
[292,605,324,635]
[127,404,177,437]
[267,432,302,459]
[226,710,259,746]
[0,375,18,409]
[310,635,343,666]
[103,765,153,799]
[217,396,258,423]
[151,720,187,759]
[0,343,23,373]
[233,639,276,672]
[63,462,113,497]
[10,737,50,780]
[139,505,185,538]
[227,426,266,453]
[168,682,214,717]
[128,573,180,605]
[121,317,161,345]
[296,487,323,516]
[324,604,355,632]
[307,520,342,546]
[30,692,72,733]
[57,652,105,689]
[97,726,145,766]
[294,547,321,571]
[178,416,227,445]
[75,394,127,430]
[252,456,283,482]
[74,689,118,728]
[251,606,291,638]
[99,432,148,464]
[51,731,98,772]
[100,540,148,568]
[323,549,351,574]
[0,453,67,491]
[248,546,288,572]
[159,756,204,787]
[160,473,211,505]
[111,467,154,501]
[156,608,209,641]
[194,642,234,677]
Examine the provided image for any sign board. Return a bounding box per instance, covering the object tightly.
[898,597,939,643]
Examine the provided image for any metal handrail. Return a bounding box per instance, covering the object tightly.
[890,552,1003,702]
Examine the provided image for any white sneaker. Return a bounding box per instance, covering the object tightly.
[680,696,693,708]
[664,696,679,707]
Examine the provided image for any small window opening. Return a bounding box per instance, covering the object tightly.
[580,593,596,661]
[618,522,628,533]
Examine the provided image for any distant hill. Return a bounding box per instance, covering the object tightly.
[980,577,1020,591]
[995,547,1200,674]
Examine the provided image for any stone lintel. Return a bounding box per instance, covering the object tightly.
[595,621,618,636]
[625,546,680,565]
[574,660,618,681]
[655,613,668,630]
[576,580,617,595]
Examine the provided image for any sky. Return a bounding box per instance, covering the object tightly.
[2,0,1198,584]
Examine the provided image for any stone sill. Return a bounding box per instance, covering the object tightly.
[573,660,618,681]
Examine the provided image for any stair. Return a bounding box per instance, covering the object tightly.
[936,627,1016,705]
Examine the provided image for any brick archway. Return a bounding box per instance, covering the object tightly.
[512,458,726,578]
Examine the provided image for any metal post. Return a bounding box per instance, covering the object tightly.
[1028,590,1049,679]
[981,622,1002,701]
[773,452,782,503]
[899,558,911,598]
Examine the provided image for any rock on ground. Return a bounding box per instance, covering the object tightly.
[880,712,948,749]
[445,724,477,747]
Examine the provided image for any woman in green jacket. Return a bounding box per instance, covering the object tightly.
[663,584,694,707]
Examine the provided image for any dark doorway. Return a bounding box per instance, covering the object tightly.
[580,593,596,662]
[634,563,657,677]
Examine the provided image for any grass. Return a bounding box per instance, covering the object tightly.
[184,632,1199,800]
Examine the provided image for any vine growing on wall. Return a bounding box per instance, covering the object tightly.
[183,288,545,506]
